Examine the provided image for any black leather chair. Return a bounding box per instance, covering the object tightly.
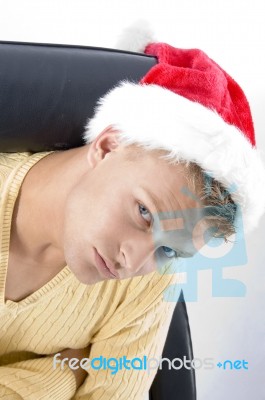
[0,40,197,400]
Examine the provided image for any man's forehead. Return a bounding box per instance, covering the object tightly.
[151,206,208,257]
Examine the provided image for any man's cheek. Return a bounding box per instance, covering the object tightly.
[140,256,158,275]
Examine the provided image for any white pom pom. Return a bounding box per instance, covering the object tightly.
[116,20,156,53]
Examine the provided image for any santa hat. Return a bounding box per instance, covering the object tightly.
[83,22,265,234]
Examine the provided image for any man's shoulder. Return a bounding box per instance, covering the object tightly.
[0,151,53,197]
[0,151,32,190]
[0,151,33,168]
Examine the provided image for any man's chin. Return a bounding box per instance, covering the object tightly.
[69,263,104,285]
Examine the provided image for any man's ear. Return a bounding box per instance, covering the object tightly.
[86,125,121,168]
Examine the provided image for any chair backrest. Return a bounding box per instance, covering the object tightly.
[0,40,156,152]
[0,40,196,399]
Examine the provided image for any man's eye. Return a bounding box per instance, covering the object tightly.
[138,203,153,225]
[162,246,177,259]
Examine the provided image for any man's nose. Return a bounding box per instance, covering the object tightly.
[121,234,158,274]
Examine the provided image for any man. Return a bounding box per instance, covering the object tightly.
[0,28,264,399]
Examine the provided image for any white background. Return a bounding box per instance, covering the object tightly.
[0,1,264,399]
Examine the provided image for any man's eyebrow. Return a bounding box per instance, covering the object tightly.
[142,186,185,223]
[141,187,162,213]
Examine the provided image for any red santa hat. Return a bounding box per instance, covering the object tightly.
[83,23,265,234]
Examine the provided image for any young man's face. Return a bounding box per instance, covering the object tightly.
[62,129,208,285]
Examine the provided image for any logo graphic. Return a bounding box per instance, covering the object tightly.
[53,353,249,374]
[151,173,247,302]
[217,360,249,370]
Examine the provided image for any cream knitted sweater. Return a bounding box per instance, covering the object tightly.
[0,151,180,400]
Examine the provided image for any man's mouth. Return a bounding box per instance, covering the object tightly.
[94,248,118,278]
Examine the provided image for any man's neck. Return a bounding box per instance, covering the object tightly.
[10,145,91,263]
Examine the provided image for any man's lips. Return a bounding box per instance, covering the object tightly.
[94,249,119,278]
